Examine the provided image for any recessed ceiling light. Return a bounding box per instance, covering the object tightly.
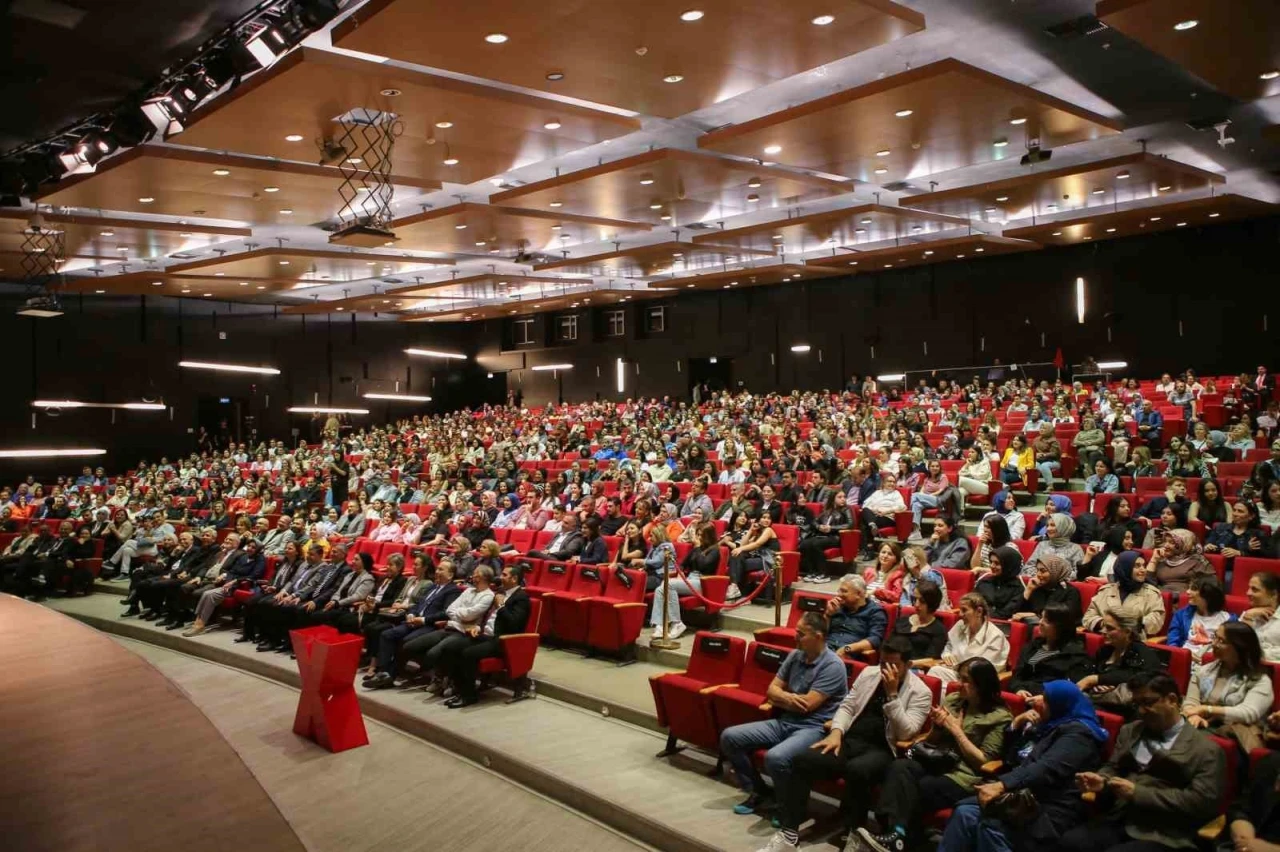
[860,218,872,224]
[875,149,890,157]
[551,224,562,230]
[214,271,224,276]
[1009,117,1027,125]
[911,225,922,232]
[649,201,663,209]
[763,144,782,155]
[984,206,997,213]
[854,228,866,233]
[239,281,248,286]
[455,223,468,230]
[923,250,934,256]
[771,234,783,240]
[442,156,459,165]
[546,71,564,81]
[475,240,486,246]
[256,285,266,289]
[993,138,1009,147]
[380,88,401,97]
[1116,171,1130,180]
[435,121,453,129]
[485,32,509,43]
[366,261,376,266]
[874,167,888,174]
[346,158,363,165]
[264,186,279,192]
[1262,70,1280,80]
[138,197,154,203]
[181,288,190,293]
[812,14,835,25]
[884,264,893,268]
[94,289,105,294]
[279,208,293,214]
[1150,216,1162,221]
[99,230,114,236]
[663,74,684,83]
[1106,227,1117,233]
[995,196,1009,202]
[151,281,162,286]
[974,247,985,252]
[383,241,394,247]
[549,201,562,207]
[1173,19,1198,31]
[543,120,562,130]
[680,9,704,21]
[1176,221,1187,227]
[117,247,130,252]
[202,293,212,297]
[894,109,913,118]
[1158,184,1172,191]
[212,168,230,176]
[1208,212,1220,217]
[956,254,965,258]
[1092,188,1105,195]
[285,134,304,142]
[747,177,762,188]
[278,260,290,265]
[1051,231,1063,236]
[1046,203,1058,210]
[179,232,193,237]
[659,213,671,221]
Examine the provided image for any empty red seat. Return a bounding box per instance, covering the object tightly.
[584,567,649,656]
[543,563,606,643]
[754,590,835,647]
[650,633,747,754]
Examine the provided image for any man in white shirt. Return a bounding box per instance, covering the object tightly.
[718,456,747,485]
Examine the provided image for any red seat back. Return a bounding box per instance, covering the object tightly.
[788,590,835,628]
[740,642,790,695]
[565,563,605,596]
[1230,556,1276,596]
[685,633,746,684]
[1148,643,1192,694]
[601,567,646,602]
[508,529,535,552]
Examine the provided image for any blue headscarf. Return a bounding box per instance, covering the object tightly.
[1038,680,1109,742]
[1112,550,1144,598]
[991,490,1014,513]
[503,493,521,511]
[1046,494,1074,516]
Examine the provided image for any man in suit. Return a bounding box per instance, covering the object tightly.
[679,479,714,520]
[1134,399,1164,447]
[135,528,217,620]
[21,520,77,600]
[1060,672,1224,852]
[259,514,294,557]
[245,543,326,649]
[527,512,584,561]
[163,533,247,630]
[183,538,267,636]
[254,543,350,651]
[442,562,532,708]
[363,559,463,688]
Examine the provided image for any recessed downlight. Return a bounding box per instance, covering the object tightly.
[546,71,564,81]
[993,138,1009,147]
[99,230,114,236]
[680,9,704,21]
[874,167,888,174]
[1208,212,1220,217]
[995,196,1009,202]
[485,32,509,43]
[264,185,279,192]
[1173,19,1198,31]
[746,193,759,203]
[549,200,563,207]
[435,121,453,129]
[663,74,684,83]
[212,168,230,176]
[894,109,913,118]
[1009,117,1028,125]
[1106,227,1117,233]
[812,14,835,25]
[543,120,562,130]
[639,174,654,185]
[138,197,154,203]
[279,208,293,214]
[285,134,304,142]
[379,88,401,97]
[1158,184,1172,191]
[1092,188,1105,195]
[1176,221,1187,227]
[763,144,782,155]
[875,149,890,157]
[1115,171,1130,179]
[455,223,468,229]
[1262,70,1280,80]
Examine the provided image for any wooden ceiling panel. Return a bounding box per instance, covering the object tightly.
[333,0,924,118]
[176,48,639,186]
[400,287,664,323]
[1097,0,1280,102]
[387,202,650,256]
[690,203,970,258]
[899,152,1223,222]
[0,211,248,262]
[1003,193,1274,245]
[35,145,437,226]
[58,271,300,298]
[490,148,849,226]
[831,233,1041,271]
[645,262,846,291]
[164,247,450,289]
[534,240,776,279]
[698,59,1122,183]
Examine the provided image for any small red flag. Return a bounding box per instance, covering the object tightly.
[1053,347,1065,369]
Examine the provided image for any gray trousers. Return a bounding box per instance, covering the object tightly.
[195,583,234,623]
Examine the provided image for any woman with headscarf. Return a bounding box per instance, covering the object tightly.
[975,545,1026,620]
[1081,550,1166,637]
[939,681,1105,852]
[492,493,525,528]
[1012,555,1081,624]
[1030,494,1073,538]
[1007,602,1094,696]
[983,489,1025,541]
[1079,525,1136,584]
[1025,513,1082,580]
[1150,528,1215,594]
[397,513,422,545]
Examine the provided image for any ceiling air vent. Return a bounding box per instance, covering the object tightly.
[1044,15,1109,39]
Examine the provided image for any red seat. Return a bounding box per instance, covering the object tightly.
[992,619,1031,671]
[1071,581,1098,614]
[525,560,573,599]
[1147,643,1192,694]
[754,590,835,647]
[583,567,649,655]
[1230,556,1276,596]
[474,597,543,686]
[709,642,791,733]
[508,529,535,553]
[650,633,747,753]
[543,563,607,643]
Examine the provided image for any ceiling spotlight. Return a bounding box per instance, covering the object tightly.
[285,134,304,142]
[203,293,213,297]
[99,230,114,236]
[1092,188,1105,195]
[549,200,563,207]
[875,149,890,157]
[212,168,230,176]
[475,240,486,246]
[984,206,997,213]
[94,289,105,294]
[895,109,913,117]
[256,285,266,289]
[663,74,684,83]
[181,289,191,293]
[138,197,154,203]
[747,176,762,188]
[911,225,922,232]
[659,213,671,221]
[860,218,872,224]
[1116,171,1130,179]
[639,174,655,185]
[974,247,985,252]
[264,185,279,192]
[1173,19,1198,31]
[455,223,468,229]
[1051,231,1063,236]
[812,14,835,25]
[649,201,663,209]
[379,88,402,97]
[214,271,224,275]
[151,281,162,286]
[854,228,865,233]
[746,193,759,203]
[279,208,293,214]
[117,247,130,252]
[278,260,290,265]
[1208,212,1220,217]
[1106,227,1117,232]
[239,281,248,286]
[1009,117,1028,125]
[993,138,1009,147]
[543,119,562,130]
[1158,184,1172,191]
[923,250,933,256]
[485,32,509,43]
[546,71,564,81]
[435,120,453,129]
[680,9,704,21]
[995,196,1009,202]
[763,144,782,154]
[551,224,562,230]
[874,167,888,174]
[1176,221,1187,227]
[346,157,363,165]
[1262,70,1280,80]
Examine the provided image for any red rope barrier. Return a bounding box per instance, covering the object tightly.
[665,558,775,610]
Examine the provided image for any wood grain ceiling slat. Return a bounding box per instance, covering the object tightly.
[386,202,651,256]
[0,210,249,263]
[533,240,775,278]
[1003,193,1274,245]
[645,262,846,291]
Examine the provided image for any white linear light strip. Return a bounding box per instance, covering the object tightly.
[363,393,432,402]
[178,360,281,375]
[531,364,573,371]
[616,358,625,394]
[877,373,906,381]
[0,448,107,458]
[403,348,467,360]
[32,400,166,410]
[1076,277,1086,324]
[1096,360,1128,370]
[790,344,812,353]
[287,407,370,414]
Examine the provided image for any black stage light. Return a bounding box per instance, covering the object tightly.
[296,0,343,29]
[111,106,156,147]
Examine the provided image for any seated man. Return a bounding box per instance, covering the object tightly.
[720,612,849,823]
[1227,711,1280,852]
[400,564,497,693]
[241,543,326,649]
[527,513,583,561]
[252,544,351,652]
[259,514,294,556]
[826,575,887,658]
[764,634,931,852]
[1063,672,1223,852]
[363,559,463,688]
[162,533,247,630]
[440,563,532,707]
[183,538,267,637]
[133,528,217,619]
[41,523,97,597]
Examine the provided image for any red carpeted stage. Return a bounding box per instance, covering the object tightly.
[0,594,306,852]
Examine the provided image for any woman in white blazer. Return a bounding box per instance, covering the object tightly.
[927,592,1010,683]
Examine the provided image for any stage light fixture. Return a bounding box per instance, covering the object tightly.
[287,406,369,414]
[0,448,107,459]
[531,364,572,371]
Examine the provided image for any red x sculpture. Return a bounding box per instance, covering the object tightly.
[290,625,368,752]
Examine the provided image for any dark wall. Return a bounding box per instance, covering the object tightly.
[476,214,1279,404]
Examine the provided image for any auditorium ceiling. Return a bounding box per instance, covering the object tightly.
[4,0,1278,320]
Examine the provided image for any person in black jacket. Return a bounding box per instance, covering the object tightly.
[42,523,98,596]
[1076,612,1161,718]
[441,562,532,707]
[1008,602,1095,697]
[975,545,1026,621]
[133,528,218,619]
[939,680,1106,852]
[1011,554,1082,625]
[1227,745,1280,850]
[363,559,464,688]
[335,551,408,635]
[573,516,609,565]
[797,490,853,581]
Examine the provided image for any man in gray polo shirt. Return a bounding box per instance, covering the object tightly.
[720,612,849,819]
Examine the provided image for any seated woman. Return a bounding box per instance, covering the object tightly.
[926,593,1009,683]
[1140,502,1188,550]
[1095,496,1143,545]
[1071,415,1107,476]
[1183,622,1275,752]
[1150,528,1215,594]
[725,513,779,602]
[910,460,959,537]
[1081,551,1165,637]
[1083,457,1121,502]
[335,552,407,635]
[370,509,403,542]
[1167,442,1207,479]
[1204,502,1268,559]
[648,524,717,642]
[998,434,1034,487]
[983,489,1025,544]
[860,658,1011,852]
[1257,480,1280,531]
[492,493,526,529]
[1080,526,1137,584]
[894,579,949,661]
[924,515,971,570]
[969,514,1012,576]
[1240,571,1280,663]
[858,472,908,560]
[1166,574,1235,663]
[1031,495,1073,539]
[1025,513,1083,580]
[1124,445,1158,478]
[1011,555,1081,624]
[865,542,907,605]
[976,546,1026,621]
[939,682,1106,852]
[1077,611,1162,716]
[1008,602,1094,697]
[956,446,993,504]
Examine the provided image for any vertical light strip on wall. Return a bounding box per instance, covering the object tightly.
[1076,277,1086,324]
[616,358,625,394]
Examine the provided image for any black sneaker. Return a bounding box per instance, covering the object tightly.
[856,828,906,852]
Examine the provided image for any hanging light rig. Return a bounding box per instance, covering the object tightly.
[327,107,403,247]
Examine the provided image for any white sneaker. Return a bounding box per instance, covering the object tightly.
[906,527,925,544]
[668,621,688,640]
[756,831,799,852]
[725,583,742,600]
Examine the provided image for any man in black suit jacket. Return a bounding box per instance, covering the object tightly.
[527,513,584,561]
[163,534,250,630]
[443,563,532,707]
[364,559,464,688]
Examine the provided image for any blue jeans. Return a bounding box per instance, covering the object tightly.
[649,572,701,627]
[719,718,826,795]
[940,799,1014,852]
[1034,461,1060,491]
[911,492,941,526]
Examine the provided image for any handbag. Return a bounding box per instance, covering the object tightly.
[982,788,1039,826]
[906,741,961,773]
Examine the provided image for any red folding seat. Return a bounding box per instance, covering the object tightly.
[708,642,791,733]
[1071,581,1098,614]
[1230,556,1275,596]
[1050,491,1089,515]
[491,527,512,545]
[543,563,606,643]
[525,559,573,600]
[754,590,835,647]
[474,598,543,701]
[650,633,747,754]
[1147,643,1192,694]
[583,567,648,656]
[380,542,408,568]
[992,619,1031,673]
[507,529,535,553]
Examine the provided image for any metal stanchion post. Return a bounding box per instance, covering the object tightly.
[773,562,783,627]
[650,548,681,650]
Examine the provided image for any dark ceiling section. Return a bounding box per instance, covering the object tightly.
[1,0,260,152]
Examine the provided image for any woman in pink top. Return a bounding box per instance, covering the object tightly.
[399,513,423,545]
[370,510,403,542]
[909,459,956,537]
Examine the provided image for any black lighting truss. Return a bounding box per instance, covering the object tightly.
[20,225,66,288]
[333,108,401,232]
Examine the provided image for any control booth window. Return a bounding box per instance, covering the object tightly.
[645,305,666,334]
[512,318,535,346]
[605,309,625,338]
[556,314,579,342]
